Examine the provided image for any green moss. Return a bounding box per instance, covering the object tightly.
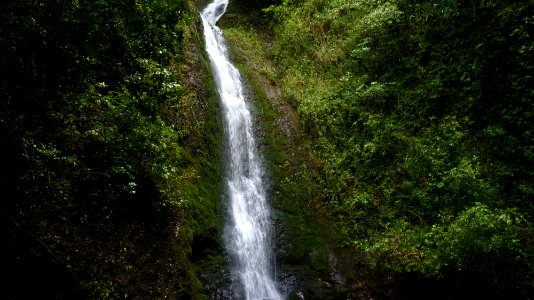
[220,16,353,298]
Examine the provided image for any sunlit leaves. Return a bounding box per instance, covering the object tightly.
[267,0,533,294]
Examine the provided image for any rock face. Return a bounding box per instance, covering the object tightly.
[211,6,378,300]
[201,1,282,298]
[193,1,386,299]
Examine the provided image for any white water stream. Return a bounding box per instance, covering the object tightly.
[201,1,282,299]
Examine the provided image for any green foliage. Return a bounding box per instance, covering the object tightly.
[1,0,222,298]
[353,204,533,296]
[425,204,531,277]
[265,0,534,296]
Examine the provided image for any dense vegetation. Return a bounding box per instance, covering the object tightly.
[222,0,533,298]
[1,0,223,298]
[2,0,532,298]
[274,0,534,297]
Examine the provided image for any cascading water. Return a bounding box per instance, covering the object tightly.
[201,1,282,299]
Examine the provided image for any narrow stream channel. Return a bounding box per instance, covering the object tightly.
[201,1,282,299]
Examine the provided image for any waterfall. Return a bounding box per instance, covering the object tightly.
[201,1,282,299]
